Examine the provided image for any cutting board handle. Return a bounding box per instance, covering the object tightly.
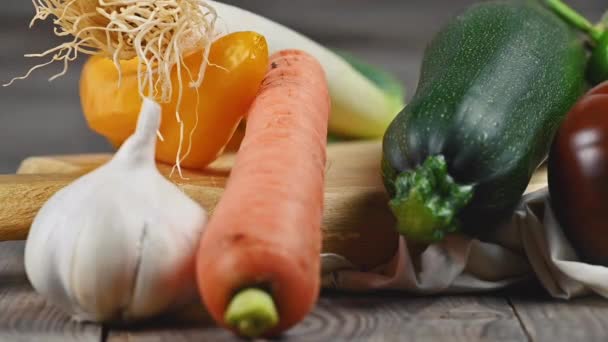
[0,173,399,270]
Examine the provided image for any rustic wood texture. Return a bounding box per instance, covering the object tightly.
[0,242,102,342]
[0,175,75,241]
[0,141,549,269]
[0,142,399,270]
[106,294,527,342]
[509,295,608,342]
[285,295,527,341]
[1,1,608,341]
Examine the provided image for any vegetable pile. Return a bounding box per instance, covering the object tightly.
[6,0,608,339]
[5,0,338,337]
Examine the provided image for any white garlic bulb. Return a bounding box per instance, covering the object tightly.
[24,98,207,322]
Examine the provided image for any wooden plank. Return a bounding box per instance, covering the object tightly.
[0,242,103,341]
[510,296,608,342]
[2,142,401,271]
[0,175,77,241]
[107,315,236,342]
[15,141,386,188]
[11,142,548,192]
[0,242,27,285]
[107,294,526,342]
[285,294,527,341]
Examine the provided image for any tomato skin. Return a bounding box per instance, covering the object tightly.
[80,32,269,169]
[548,81,608,266]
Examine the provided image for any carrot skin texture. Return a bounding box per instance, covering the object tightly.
[196,50,331,336]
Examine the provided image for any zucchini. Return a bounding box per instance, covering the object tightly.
[382,0,587,243]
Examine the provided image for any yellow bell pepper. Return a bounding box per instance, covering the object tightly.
[79,31,269,169]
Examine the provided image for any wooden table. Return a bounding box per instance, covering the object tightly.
[2,1,608,341]
[2,239,608,342]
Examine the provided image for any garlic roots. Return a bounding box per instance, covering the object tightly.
[5,0,218,104]
[24,98,208,322]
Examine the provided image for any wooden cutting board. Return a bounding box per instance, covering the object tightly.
[14,141,549,191]
[0,141,548,269]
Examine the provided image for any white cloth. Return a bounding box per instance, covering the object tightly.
[320,188,608,299]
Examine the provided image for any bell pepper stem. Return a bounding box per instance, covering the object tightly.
[224,288,279,338]
[546,0,604,43]
[388,155,474,244]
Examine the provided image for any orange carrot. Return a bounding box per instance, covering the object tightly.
[196,50,330,338]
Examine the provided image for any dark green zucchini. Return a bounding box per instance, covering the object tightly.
[382,0,587,243]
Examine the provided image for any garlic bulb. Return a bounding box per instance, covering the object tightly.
[24,98,207,322]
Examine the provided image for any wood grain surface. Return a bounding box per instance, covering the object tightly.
[0,175,75,241]
[106,295,527,342]
[0,242,102,342]
[1,1,608,341]
[4,240,608,342]
[0,142,400,270]
[510,296,608,342]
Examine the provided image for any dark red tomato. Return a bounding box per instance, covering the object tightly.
[549,81,608,266]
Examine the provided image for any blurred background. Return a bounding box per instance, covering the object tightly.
[0,0,602,173]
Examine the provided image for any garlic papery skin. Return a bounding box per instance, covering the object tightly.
[24,98,208,323]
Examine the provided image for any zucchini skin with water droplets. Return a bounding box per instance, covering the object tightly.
[382,0,587,242]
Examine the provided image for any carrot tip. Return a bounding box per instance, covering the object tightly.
[224,288,279,338]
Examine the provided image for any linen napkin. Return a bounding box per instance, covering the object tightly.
[320,188,608,299]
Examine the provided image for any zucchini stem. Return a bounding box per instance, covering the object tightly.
[545,0,604,43]
[224,288,279,338]
[389,156,474,243]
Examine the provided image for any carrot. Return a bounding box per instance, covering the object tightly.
[196,49,330,338]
